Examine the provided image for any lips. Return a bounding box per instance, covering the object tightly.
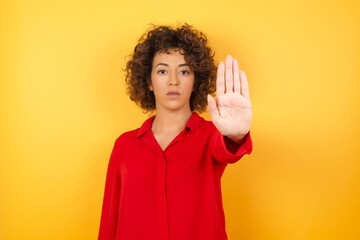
[166,91,181,97]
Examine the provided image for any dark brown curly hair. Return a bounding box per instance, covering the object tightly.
[125,24,217,113]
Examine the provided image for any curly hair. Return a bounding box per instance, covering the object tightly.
[125,23,217,113]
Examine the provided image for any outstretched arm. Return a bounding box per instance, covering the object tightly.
[207,55,252,143]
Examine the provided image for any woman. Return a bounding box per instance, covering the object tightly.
[99,24,252,240]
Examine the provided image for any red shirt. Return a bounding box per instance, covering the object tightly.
[98,112,252,240]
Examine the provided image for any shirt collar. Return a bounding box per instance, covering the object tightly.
[136,115,155,138]
[185,112,202,132]
[136,112,202,139]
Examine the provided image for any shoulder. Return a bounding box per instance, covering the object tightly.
[115,128,140,145]
[113,115,154,146]
[108,129,141,157]
[190,113,216,132]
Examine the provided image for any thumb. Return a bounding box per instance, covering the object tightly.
[207,95,219,121]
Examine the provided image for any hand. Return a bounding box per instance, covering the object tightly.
[207,55,252,143]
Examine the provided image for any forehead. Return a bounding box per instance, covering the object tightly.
[152,49,187,64]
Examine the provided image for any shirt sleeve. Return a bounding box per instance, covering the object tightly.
[211,129,252,164]
[98,139,121,240]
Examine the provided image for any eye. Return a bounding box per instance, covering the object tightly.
[179,70,190,75]
[157,69,167,75]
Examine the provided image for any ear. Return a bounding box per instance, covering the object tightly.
[149,85,153,91]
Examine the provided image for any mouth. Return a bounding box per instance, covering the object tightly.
[166,91,181,97]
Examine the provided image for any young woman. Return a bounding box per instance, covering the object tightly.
[98,24,252,240]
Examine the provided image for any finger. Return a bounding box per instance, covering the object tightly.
[240,70,250,98]
[225,55,234,93]
[233,59,240,93]
[207,94,220,123]
[216,62,225,96]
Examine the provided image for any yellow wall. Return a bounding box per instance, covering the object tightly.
[1,0,359,239]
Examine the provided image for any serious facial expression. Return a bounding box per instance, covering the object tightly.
[150,49,195,112]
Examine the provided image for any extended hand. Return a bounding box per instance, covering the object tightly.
[207,55,252,143]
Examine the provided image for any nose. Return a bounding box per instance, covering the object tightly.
[169,72,179,86]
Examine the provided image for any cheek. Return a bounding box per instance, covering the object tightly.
[150,76,164,93]
[150,73,158,88]
[184,78,195,93]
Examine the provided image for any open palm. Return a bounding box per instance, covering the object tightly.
[207,55,252,143]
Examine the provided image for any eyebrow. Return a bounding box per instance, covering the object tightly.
[154,63,190,68]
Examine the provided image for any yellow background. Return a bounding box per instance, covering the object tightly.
[1,0,359,239]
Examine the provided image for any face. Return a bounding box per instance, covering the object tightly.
[150,49,195,113]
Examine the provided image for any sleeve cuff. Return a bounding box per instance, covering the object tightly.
[212,131,253,164]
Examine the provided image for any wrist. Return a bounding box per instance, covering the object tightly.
[226,132,248,144]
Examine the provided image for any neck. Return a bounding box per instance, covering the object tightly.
[152,108,193,133]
